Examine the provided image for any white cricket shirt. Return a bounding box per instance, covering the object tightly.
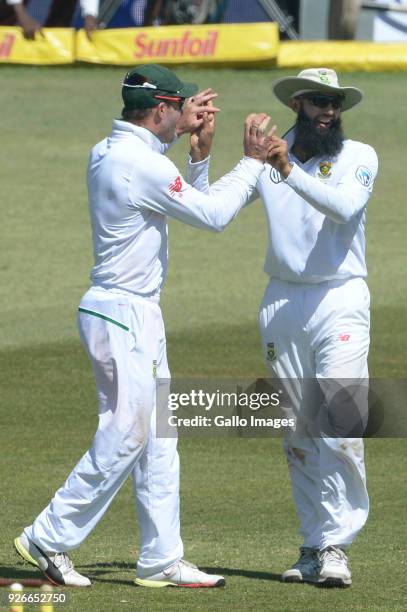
[87,119,263,297]
[257,127,378,283]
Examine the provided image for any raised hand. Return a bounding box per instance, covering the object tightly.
[243,114,276,163]
[267,131,293,178]
[176,88,220,137]
[190,99,216,162]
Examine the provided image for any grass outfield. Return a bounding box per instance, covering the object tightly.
[0,66,406,611]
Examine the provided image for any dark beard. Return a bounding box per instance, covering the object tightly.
[294,108,345,158]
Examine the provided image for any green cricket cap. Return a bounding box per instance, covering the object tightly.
[122,64,198,110]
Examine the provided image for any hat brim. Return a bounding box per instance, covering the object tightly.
[177,81,199,99]
[272,77,363,111]
[122,80,199,110]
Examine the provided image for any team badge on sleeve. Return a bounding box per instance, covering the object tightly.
[355,166,373,187]
[169,175,183,197]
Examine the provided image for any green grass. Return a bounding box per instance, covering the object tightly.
[0,66,406,611]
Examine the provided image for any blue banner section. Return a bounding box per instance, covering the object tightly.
[26,0,54,21]
[94,0,271,28]
[90,0,146,28]
[223,0,269,23]
[25,0,272,29]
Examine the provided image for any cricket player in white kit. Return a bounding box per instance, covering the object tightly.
[14,64,274,588]
[258,68,378,587]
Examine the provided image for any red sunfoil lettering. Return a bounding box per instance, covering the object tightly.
[157,38,179,56]
[134,32,148,58]
[206,31,218,56]
[188,38,202,56]
[178,31,191,56]
[0,33,16,58]
[134,30,219,59]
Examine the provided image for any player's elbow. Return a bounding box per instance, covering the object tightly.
[203,222,226,233]
[211,214,238,232]
[212,218,230,232]
[202,205,235,232]
[195,217,226,233]
[335,207,359,224]
[332,211,352,224]
[327,201,358,224]
[329,192,365,224]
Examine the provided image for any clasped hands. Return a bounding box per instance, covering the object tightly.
[175,89,219,162]
[243,114,292,178]
[177,91,292,177]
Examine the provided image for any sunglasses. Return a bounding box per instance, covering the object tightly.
[123,72,184,107]
[157,96,184,111]
[302,94,344,109]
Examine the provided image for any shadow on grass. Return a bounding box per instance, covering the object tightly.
[1,561,286,587]
[80,561,134,570]
[202,567,282,582]
[79,561,136,586]
[0,562,136,588]
[81,561,282,584]
[0,563,45,582]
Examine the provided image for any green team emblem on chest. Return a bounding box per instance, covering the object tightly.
[266,342,276,362]
[152,360,157,378]
[318,161,332,179]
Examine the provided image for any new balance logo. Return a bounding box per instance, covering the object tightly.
[339,334,350,342]
[169,175,182,196]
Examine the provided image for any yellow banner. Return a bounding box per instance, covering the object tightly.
[0,27,74,64]
[2,26,407,70]
[278,41,407,72]
[76,23,279,65]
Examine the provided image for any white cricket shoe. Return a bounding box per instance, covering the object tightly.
[281,547,320,583]
[14,533,91,587]
[318,545,352,587]
[135,559,225,588]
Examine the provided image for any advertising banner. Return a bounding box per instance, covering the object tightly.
[76,22,279,65]
[0,27,74,65]
[373,0,407,41]
[278,40,407,71]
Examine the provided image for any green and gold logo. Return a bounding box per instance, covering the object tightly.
[318,69,331,84]
[318,161,332,179]
[152,359,157,378]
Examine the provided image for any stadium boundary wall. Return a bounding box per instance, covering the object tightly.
[1,24,407,71]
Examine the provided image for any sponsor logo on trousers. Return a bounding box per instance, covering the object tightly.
[134,30,219,59]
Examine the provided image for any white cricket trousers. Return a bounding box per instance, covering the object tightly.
[25,286,183,575]
[259,277,370,549]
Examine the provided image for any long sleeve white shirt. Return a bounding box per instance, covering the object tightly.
[256,127,378,284]
[87,120,263,297]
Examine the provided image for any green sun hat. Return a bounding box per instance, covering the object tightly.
[122,64,198,110]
